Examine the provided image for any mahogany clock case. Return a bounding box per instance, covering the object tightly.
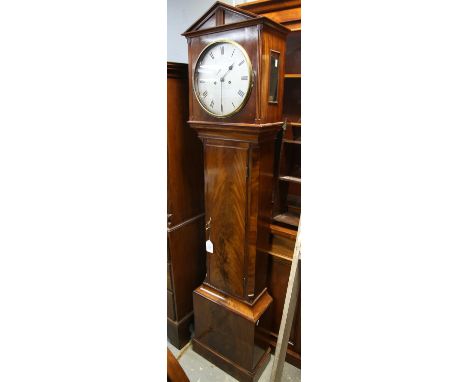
[181,3,290,381]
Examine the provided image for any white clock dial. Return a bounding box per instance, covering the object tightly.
[194,41,252,118]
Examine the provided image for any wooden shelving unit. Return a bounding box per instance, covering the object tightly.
[272,24,301,229]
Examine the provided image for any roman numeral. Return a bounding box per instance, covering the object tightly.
[238,60,245,66]
[210,100,214,108]
[221,103,223,112]
[202,90,208,98]
[209,52,214,59]
[221,46,224,55]
[238,90,245,97]
[232,102,236,108]
[231,49,235,57]
[199,79,206,83]
[241,76,248,80]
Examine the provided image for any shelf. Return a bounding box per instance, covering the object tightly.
[288,204,301,215]
[283,139,301,144]
[284,74,301,79]
[288,24,301,32]
[279,175,301,184]
[258,246,293,262]
[270,223,297,240]
[273,212,300,228]
[283,116,301,125]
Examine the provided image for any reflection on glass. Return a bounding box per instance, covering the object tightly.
[268,51,280,103]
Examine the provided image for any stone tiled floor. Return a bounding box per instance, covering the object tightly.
[168,340,300,382]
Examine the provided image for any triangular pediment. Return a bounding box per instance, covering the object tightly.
[183,1,260,35]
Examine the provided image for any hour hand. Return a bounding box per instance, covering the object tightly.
[220,62,234,81]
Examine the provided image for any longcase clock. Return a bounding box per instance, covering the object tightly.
[182,3,288,381]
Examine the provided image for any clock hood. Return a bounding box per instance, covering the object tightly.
[181,1,289,38]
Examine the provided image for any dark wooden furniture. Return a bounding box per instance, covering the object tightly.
[167,348,190,382]
[183,3,289,381]
[238,0,302,368]
[167,62,206,349]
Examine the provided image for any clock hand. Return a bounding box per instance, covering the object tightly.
[220,62,234,82]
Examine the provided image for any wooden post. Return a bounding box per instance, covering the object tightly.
[269,219,301,382]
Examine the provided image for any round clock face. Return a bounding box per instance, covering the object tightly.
[193,40,253,118]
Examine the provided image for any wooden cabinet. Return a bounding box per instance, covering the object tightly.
[238,0,302,368]
[167,62,206,349]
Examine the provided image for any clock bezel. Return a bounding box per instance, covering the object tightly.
[192,39,254,119]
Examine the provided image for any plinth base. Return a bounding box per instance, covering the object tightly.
[167,311,193,349]
[192,285,273,382]
[192,337,271,382]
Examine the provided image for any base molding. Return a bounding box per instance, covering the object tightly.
[192,285,273,382]
[167,311,193,349]
[192,338,271,382]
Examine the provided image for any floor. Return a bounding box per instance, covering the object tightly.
[168,340,301,382]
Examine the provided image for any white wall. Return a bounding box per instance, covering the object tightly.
[167,0,250,63]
